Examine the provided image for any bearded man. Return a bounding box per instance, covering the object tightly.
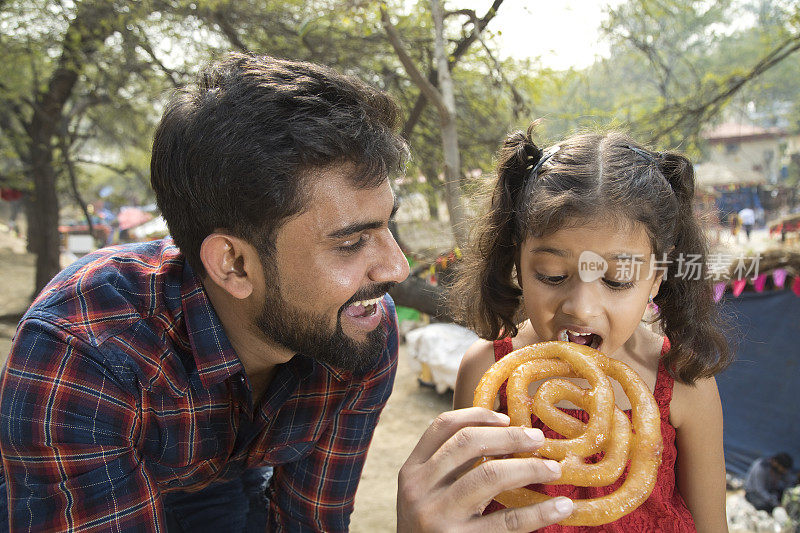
[0,53,572,532]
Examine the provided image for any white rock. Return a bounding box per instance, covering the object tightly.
[726,492,792,532]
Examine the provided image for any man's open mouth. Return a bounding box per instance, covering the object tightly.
[558,329,602,350]
[343,296,382,318]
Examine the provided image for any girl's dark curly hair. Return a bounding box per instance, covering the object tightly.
[452,125,732,384]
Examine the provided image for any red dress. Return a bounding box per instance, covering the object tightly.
[483,337,696,532]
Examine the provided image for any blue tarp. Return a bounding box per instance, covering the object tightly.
[716,289,800,477]
[715,186,762,220]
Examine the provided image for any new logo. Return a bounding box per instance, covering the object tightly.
[578,250,608,282]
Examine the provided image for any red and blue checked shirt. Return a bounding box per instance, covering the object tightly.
[0,239,399,532]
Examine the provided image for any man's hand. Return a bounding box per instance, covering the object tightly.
[397,407,573,532]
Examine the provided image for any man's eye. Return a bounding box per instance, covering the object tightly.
[604,278,635,290]
[535,273,566,285]
[338,235,368,253]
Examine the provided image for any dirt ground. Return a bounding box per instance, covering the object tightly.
[0,232,34,361]
[350,347,452,532]
[0,229,451,532]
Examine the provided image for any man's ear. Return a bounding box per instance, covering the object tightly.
[199,233,258,300]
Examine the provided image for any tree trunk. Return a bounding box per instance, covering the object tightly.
[431,0,468,249]
[389,275,454,322]
[24,191,38,255]
[381,2,473,251]
[400,0,505,139]
[25,1,120,295]
[28,140,61,296]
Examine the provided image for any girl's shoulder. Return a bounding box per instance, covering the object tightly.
[453,324,537,409]
[669,375,721,430]
[462,337,497,371]
[453,338,497,409]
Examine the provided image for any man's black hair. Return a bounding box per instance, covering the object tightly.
[151,53,408,275]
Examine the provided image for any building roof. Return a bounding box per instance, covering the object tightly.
[703,122,785,143]
[694,162,765,186]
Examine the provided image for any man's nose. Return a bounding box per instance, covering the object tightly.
[368,229,410,284]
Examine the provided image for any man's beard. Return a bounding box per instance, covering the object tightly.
[253,264,395,373]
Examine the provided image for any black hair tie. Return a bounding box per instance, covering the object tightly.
[526,145,560,181]
[626,144,658,163]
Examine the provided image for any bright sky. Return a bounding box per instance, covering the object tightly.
[459,1,625,70]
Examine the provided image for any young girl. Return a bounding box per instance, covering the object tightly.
[452,128,733,532]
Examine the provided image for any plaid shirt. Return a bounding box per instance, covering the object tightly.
[0,240,398,532]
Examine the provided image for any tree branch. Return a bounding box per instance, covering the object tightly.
[380,6,449,118]
[210,8,251,52]
[399,0,504,139]
[649,33,800,143]
[134,24,181,87]
[73,158,137,179]
[57,129,93,236]
[477,33,529,120]
[445,9,476,20]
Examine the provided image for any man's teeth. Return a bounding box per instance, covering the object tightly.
[351,296,382,307]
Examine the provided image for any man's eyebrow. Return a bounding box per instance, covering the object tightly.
[326,197,399,239]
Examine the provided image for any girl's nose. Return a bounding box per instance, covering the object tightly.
[560,281,602,320]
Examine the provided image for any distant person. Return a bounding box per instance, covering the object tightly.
[739,206,756,242]
[744,452,794,513]
[729,212,741,243]
[452,128,733,531]
[0,187,23,237]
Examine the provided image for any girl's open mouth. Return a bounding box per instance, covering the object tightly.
[558,329,602,350]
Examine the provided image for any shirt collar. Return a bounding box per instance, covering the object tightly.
[180,260,244,387]
[316,360,351,382]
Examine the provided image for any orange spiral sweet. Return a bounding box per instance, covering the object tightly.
[473,341,662,526]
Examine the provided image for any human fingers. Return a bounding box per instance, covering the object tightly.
[449,455,564,512]
[403,407,510,467]
[425,424,547,485]
[468,496,574,532]
[397,454,569,532]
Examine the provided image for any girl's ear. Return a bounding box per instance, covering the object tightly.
[651,245,676,299]
[514,248,523,289]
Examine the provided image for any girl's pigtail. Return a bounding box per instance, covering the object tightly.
[659,153,695,207]
[451,125,541,339]
[656,153,733,382]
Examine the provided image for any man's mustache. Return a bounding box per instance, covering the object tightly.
[341,282,398,309]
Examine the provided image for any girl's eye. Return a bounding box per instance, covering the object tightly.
[535,273,566,285]
[603,278,635,290]
[338,234,368,254]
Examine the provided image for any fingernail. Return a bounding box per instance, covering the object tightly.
[543,459,561,474]
[554,497,573,514]
[523,428,544,443]
[494,412,510,424]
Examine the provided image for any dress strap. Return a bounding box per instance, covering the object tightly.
[494,337,514,362]
[493,338,514,412]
